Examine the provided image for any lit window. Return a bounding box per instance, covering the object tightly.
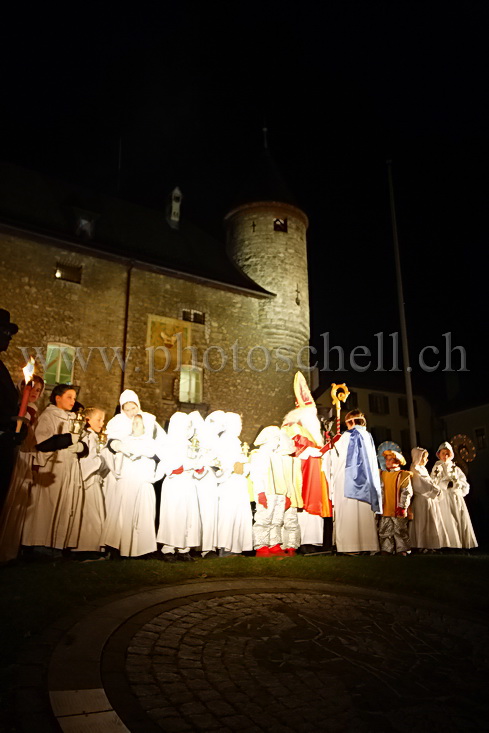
[54,263,82,284]
[369,393,389,415]
[44,343,75,385]
[475,427,487,450]
[179,365,203,404]
[273,218,288,232]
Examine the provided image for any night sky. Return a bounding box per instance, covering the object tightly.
[2,1,487,406]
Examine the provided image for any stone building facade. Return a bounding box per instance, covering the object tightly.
[0,157,311,442]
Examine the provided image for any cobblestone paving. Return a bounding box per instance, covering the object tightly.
[123,592,489,732]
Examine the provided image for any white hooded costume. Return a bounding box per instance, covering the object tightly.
[215,412,253,554]
[157,412,201,554]
[408,447,449,550]
[190,410,219,554]
[101,390,166,557]
[431,442,477,549]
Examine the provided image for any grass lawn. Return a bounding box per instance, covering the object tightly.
[1,553,488,730]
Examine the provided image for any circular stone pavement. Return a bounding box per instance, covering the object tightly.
[17,579,489,732]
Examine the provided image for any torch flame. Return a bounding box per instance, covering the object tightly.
[22,356,35,384]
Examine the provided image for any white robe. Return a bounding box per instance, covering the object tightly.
[157,416,201,552]
[75,430,107,552]
[408,466,449,549]
[195,468,219,552]
[216,435,253,554]
[102,433,162,557]
[22,405,84,549]
[431,460,477,548]
[326,428,380,553]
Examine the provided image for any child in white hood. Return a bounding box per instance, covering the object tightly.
[101,390,166,557]
[431,442,477,549]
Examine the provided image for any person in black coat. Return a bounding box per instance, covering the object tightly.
[0,309,23,508]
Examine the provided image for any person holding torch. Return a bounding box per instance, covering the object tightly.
[22,384,87,554]
[0,309,24,508]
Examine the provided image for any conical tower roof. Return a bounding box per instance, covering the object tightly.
[229,143,301,212]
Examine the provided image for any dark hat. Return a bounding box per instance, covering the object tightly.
[0,309,19,335]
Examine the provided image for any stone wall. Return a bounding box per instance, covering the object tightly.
[0,230,305,442]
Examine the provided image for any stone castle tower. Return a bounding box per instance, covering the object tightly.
[224,145,310,395]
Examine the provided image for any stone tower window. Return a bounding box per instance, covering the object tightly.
[273,218,288,232]
[182,309,205,325]
[54,263,82,284]
[76,217,94,239]
[167,186,183,229]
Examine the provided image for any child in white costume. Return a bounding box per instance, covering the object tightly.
[157,412,201,561]
[215,412,253,556]
[250,426,303,557]
[102,390,166,557]
[75,408,108,553]
[409,447,449,551]
[189,411,219,556]
[431,442,477,549]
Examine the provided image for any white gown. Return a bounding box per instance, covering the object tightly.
[22,405,84,550]
[408,466,449,549]
[102,433,162,557]
[157,413,201,552]
[75,430,107,552]
[216,434,253,554]
[101,407,165,557]
[326,428,380,553]
[431,460,477,549]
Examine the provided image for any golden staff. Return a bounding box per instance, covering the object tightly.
[330,383,350,436]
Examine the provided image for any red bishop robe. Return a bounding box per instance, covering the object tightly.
[282,424,332,517]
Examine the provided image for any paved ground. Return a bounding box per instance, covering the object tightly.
[15,579,489,732]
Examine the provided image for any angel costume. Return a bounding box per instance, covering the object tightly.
[431,442,477,549]
[214,412,253,555]
[101,390,166,557]
[22,405,85,550]
[408,447,449,550]
[250,426,303,555]
[325,426,381,553]
[157,412,201,558]
[75,428,108,552]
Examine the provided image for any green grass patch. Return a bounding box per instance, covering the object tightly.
[1,553,488,656]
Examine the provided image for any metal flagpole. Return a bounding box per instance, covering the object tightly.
[387,160,417,449]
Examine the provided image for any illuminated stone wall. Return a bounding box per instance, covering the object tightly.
[0,227,306,441]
